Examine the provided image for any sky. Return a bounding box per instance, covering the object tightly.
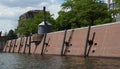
[0,0,64,35]
[0,0,108,35]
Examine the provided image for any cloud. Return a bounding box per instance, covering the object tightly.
[0,20,17,35]
[48,4,62,18]
[0,4,37,35]
[0,0,64,35]
[0,0,40,7]
[104,0,107,3]
[0,0,61,7]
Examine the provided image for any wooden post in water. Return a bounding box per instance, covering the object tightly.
[8,40,12,53]
[86,32,96,57]
[84,26,91,58]
[41,33,47,55]
[61,30,67,56]
[12,39,17,53]
[18,37,22,53]
[23,37,28,54]
[28,34,32,55]
[41,6,47,55]
[4,41,9,52]
[63,30,74,56]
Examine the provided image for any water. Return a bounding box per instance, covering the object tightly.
[0,53,120,69]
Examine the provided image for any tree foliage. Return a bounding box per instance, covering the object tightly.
[17,11,56,36]
[7,29,17,40]
[17,0,116,35]
[56,0,114,30]
[115,0,120,8]
[115,0,120,14]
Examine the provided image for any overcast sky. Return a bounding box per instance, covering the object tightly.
[0,0,64,35]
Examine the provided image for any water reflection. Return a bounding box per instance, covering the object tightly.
[0,53,120,69]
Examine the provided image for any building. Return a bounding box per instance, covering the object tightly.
[17,10,44,37]
[107,0,120,21]
[19,10,43,21]
[107,0,117,10]
[17,9,50,37]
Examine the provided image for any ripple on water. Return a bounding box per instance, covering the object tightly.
[0,53,120,69]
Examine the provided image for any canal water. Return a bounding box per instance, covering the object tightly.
[0,53,120,69]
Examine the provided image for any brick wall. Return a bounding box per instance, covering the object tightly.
[3,22,120,58]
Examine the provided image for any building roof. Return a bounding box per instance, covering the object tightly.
[39,21,52,26]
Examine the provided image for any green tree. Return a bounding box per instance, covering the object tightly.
[7,29,17,40]
[114,0,120,14]
[17,11,56,36]
[115,0,120,8]
[56,0,114,30]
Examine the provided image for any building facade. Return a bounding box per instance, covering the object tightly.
[19,10,43,21]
